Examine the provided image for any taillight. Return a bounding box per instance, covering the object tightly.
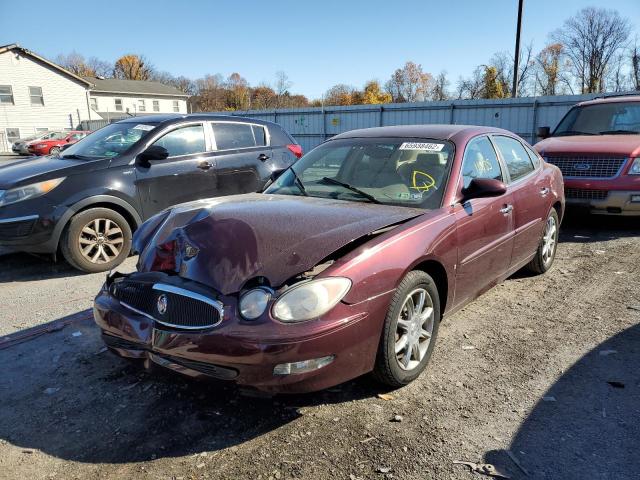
[151,240,177,271]
[287,144,303,159]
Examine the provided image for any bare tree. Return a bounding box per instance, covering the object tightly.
[552,7,631,93]
[534,43,565,96]
[431,71,450,100]
[385,61,433,102]
[632,42,640,91]
[274,71,293,108]
[489,43,534,97]
[456,67,484,99]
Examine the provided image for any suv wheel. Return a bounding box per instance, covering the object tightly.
[372,270,440,387]
[60,208,132,273]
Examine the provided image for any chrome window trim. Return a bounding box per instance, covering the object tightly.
[0,214,39,224]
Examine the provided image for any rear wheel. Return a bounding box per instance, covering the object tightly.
[49,146,61,156]
[60,208,132,273]
[373,270,440,387]
[526,209,559,274]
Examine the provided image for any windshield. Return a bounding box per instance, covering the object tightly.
[265,137,454,209]
[61,122,159,159]
[554,101,640,136]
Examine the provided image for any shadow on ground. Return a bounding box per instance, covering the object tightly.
[559,208,640,244]
[0,315,383,464]
[484,322,640,479]
[0,252,81,283]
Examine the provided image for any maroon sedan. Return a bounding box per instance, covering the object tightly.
[94,125,564,394]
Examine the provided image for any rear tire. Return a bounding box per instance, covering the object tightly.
[526,209,559,274]
[372,270,440,388]
[60,208,132,273]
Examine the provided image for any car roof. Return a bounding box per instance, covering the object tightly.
[331,124,516,142]
[115,113,276,128]
[577,95,640,107]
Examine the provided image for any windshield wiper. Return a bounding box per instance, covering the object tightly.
[599,129,639,135]
[553,130,596,136]
[290,168,308,196]
[320,177,381,204]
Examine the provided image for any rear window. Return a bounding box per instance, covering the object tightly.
[268,124,296,147]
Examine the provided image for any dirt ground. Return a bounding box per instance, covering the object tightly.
[0,211,638,480]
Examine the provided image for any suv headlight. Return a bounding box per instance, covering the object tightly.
[629,157,640,175]
[0,178,65,207]
[272,277,351,322]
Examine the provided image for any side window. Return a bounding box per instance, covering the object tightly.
[152,124,206,157]
[252,125,266,146]
[461,136,503,189]
[492,135,535,182]
[211,123,256,150]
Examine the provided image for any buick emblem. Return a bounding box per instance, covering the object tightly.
[573,163,591,171]
[184,244,199,259]
[157,294,168,315]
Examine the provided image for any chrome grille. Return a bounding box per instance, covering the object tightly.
[545,156,626,178]
[110,281,222,329]
[565,188,609,200]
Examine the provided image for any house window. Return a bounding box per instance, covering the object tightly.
[138,99,146,112]
[115,98,123,111]
[153,100,160,112]
[0,85,14,104]
[90,97,98,111]
[29,86,44,105]
[6,128,20,144]
[173,100,180,112]
[36,128,49,134]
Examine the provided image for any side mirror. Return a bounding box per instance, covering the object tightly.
[461,178,507,202]
[537,126,551,139]
[138,145,169,163]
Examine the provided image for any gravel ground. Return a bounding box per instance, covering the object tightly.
[0,212,638,480]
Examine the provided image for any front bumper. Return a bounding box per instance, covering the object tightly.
[93,272,392,394]
[564,178,640,215]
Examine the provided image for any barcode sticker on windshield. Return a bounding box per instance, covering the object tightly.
[399,142,444,151]
[132,124,155,131]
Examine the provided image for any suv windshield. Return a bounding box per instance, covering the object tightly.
[265,137,454,209]
[554,101,640,136]
[61,122,159,159]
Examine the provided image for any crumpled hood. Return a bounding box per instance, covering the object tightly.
[134,193,424,294]
[535,135,640,157]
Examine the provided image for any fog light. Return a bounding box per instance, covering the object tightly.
[631,195,640,203]
[273,355,335,375]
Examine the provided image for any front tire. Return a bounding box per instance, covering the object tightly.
[526,209,559,274]
[373,270,440,387]
[49,146,60,156]
[60,208,132,273]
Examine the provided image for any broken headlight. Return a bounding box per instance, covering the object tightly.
[272,277,351,322]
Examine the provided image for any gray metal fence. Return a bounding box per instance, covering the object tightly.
[80,92,617,150]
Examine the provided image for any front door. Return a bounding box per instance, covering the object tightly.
[135,123,217,218]
[211,121,273,196]
[454,135,515,307]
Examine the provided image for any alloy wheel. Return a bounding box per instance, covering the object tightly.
[541,214,557,266]
[78,218,124,264]
[395,287,435,371]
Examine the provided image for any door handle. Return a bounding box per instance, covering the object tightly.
[540,187,550,196]
[257,153,270,162]
[500,204,513,214]
[197,161,213,170]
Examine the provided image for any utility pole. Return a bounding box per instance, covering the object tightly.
[512,0,524,97]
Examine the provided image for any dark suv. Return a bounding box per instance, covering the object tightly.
[0,114,302,272]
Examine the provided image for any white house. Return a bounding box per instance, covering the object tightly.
[0,43,97,151]
[87,77,189,121]
[0,43,191,152]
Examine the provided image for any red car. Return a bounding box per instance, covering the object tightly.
[536,95,640,216]
[94,125,564,394]
[27,130,89,156]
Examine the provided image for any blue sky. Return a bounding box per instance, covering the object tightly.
[2,0,638,99]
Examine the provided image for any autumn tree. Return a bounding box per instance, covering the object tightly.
[113,54,153,81]
[385,61,433,102]
[534,43,565,96]
[251,85,277,110]
[552,7,631,93]
[324,84,357,106]
[482,66,505,99]
[191,74,226,112]
[225,73,250,110]
[359,80,392,104]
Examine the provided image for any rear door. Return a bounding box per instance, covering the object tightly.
[210,121,273,195]
[491,135,547,268]
[135,122,217,217]
[454,135,514,306]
